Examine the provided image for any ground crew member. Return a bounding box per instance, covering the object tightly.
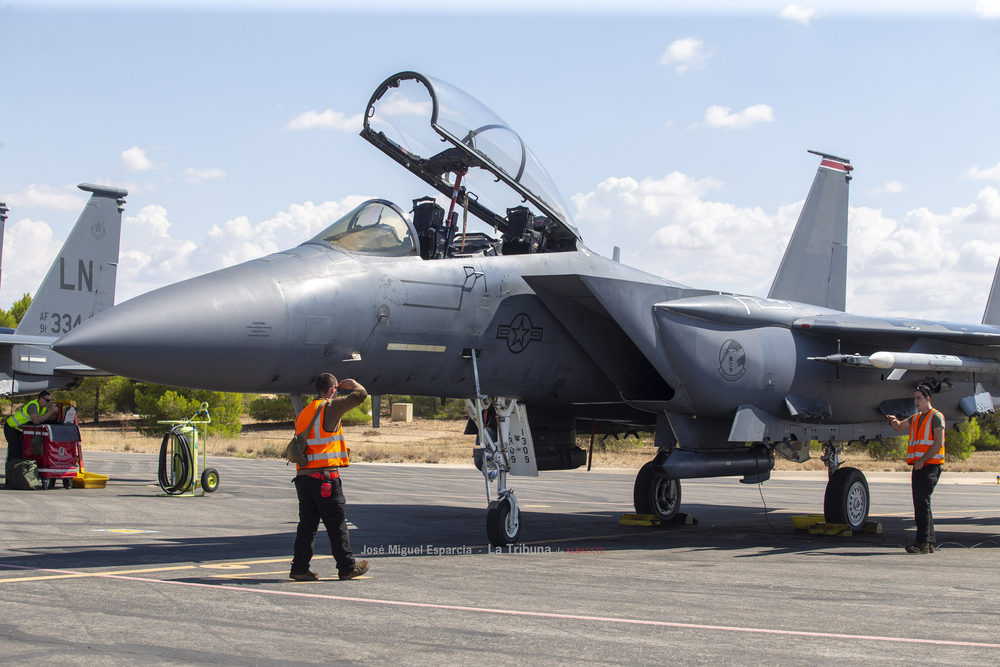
[5,391,58,466]
[290,373,370,581]
[887,384,945,554]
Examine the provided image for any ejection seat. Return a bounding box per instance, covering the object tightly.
[411,197,454,260]
[501,206,549,255]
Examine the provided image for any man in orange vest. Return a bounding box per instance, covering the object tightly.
[887,384,945,554]
[290,373,370,581]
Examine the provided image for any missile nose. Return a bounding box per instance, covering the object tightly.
[55,263,287,392]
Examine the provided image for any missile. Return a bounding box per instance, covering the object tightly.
[868,352,1000,373]
[807,354,872,367]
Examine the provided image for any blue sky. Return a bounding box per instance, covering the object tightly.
[2,1,999,322]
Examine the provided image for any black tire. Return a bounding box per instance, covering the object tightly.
[486,497,521,547]
[201,467,220,493]
[62,478,72,489]
[824,466,870,531]
[633,462,681,522]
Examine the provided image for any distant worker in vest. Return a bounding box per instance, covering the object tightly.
[5,391,59,467]
[887,384,945,554]
[290,373,370,581]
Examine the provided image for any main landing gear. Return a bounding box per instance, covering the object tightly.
[633,461,681,523]
[629,441,871,533]
[821,441,870,531]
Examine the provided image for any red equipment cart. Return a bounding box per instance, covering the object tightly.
[21,402,81,490]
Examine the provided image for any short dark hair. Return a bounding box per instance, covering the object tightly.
[315,373,338,395]
[38,391,52,402]
[915,384,933,399]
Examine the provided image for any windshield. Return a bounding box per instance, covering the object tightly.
[307,200,417,255]
[362,72,580,243]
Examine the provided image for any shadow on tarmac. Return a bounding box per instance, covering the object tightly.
[5,481,1000,575]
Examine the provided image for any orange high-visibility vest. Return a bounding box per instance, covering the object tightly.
[907,409,945,466]
[294,399,349,471]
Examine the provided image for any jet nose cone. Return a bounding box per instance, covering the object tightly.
[55,263,286,392]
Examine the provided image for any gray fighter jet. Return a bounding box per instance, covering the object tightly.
[54,72,1000,545]
[0,184,125,396]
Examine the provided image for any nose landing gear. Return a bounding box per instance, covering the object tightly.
[465,349,538,547]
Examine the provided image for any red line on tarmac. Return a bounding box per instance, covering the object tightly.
[1,563,998,649]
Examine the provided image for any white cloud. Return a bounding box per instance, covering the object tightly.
[183,167,226,184]
[966,186,1000,223]
[976,0,1000,19]
[0,218,61,309]
[780,4,817,24]
[114,195,371,303]
[698,104,775,129]
[0,184,85,211]
[284,109,364,132]
[378,92,433,118]
[871,180,910,195]
[121,146,157,172]
[659,37,709,74]
[964,161,1000,181]
[572,174,1000,324]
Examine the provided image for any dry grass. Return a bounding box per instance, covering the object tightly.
[76,418,1000,473]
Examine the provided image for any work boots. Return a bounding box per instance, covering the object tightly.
[339,560,370,580]
[904,542,935,554]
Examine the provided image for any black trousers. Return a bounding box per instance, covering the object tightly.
[4,423,22,464]
[292,474,356,576]
[911,464,941,545]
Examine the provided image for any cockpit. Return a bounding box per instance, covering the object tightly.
[333,71,583,260]
[308,200,417,256]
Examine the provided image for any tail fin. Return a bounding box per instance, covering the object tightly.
[0,202,8,297]
[767,150,852,311]
[15,184,126,337]
[983,256,1000,325]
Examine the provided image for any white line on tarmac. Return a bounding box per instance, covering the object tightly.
[1,563,997,650]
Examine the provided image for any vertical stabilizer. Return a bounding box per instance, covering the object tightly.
[15,184,126,336]
[982,256,1000,326]
[768,151,852,311]
[0,202,8,297]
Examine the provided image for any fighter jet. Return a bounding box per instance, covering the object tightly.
[54,72,1000,545]
[0,184,125,396]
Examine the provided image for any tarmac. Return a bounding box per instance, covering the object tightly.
[1,449,999,666]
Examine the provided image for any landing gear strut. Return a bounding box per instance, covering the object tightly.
[466,350,537,547]
[633,461,682,523]
[821,441,870,530]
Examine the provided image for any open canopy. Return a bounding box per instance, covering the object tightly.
[361,71,581,244]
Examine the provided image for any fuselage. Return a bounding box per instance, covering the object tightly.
[54,239,988,431]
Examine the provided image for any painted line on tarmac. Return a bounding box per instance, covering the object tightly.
[1,563,997,649]
[0,564,197,584]
[212,570,290,578]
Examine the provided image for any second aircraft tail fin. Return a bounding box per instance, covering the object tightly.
[768,150,852,311]
[982,256,1000,326]
[15,184,126,337]
[0,202,8,298]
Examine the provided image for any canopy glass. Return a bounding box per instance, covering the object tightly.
[308,200,417,256]
[361,72,580,243]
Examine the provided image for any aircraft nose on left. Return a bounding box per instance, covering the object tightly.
[54,263,287,392]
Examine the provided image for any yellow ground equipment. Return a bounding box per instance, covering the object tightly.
[156,403,219,496]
